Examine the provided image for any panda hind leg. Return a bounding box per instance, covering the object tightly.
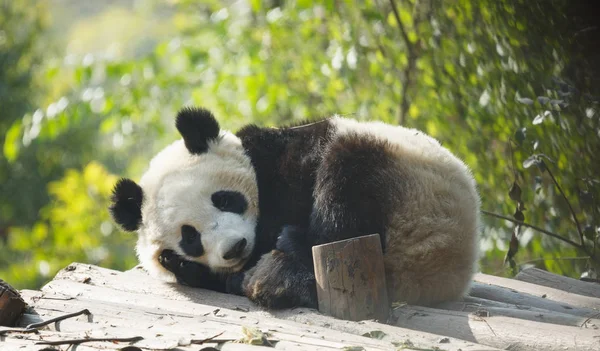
[242,226,317,309]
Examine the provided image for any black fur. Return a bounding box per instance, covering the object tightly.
[309,133,398,250]
[158,249,244,294]
[176,107,220,154]
[237,119,333,254]
[179,225,204,257]
[109,178,144,231]
[211,191,248,214]
[275,225,313,266]
[242,249,317,309]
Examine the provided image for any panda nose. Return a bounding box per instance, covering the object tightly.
[222,238,247,260]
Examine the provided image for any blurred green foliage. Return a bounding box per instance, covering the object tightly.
[1,0,598,289]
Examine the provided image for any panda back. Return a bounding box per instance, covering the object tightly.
[329,117,481,305]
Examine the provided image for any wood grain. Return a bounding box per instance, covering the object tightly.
[312,234,389,321]
[393,304,600,351]
[5,260,598,351]
[474,272,600,310]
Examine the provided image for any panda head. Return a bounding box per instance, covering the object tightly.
[109,107,259,280]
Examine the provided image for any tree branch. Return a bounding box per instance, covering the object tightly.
[36,336,143,346]
[388,0,417,125]
[481,209,583,249]
[26,309,91,330]
[516,256,590,266]
[388,0,413,57]
[543,164,585,247]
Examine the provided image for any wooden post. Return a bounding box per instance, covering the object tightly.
[0,279,25,327]
[312,234,389,321]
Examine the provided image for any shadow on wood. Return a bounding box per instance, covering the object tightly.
[312,233,389,321]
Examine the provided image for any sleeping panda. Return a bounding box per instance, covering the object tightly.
[109,107,480,309]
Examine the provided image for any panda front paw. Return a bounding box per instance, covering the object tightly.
[243,250,317,309]
[157,249,214,289]
[158,249,187,274]
[158,249,242,294]
[158,249,201,286]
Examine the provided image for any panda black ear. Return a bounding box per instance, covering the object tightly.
[109,178,143,232]
[176,107,220,154]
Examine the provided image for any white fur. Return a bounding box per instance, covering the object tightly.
[330,117,481,304]
[136,131,259,280]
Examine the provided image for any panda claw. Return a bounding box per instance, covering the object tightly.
[159,249,179,271]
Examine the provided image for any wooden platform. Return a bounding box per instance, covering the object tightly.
[1,263,599,350]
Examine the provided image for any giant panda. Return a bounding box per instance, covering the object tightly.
[109,107,481,309]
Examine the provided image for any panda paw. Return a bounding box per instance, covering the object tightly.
[157,249,212,289]
[243,250,317,309]
[158,249,186,275]
[158,249,244,295]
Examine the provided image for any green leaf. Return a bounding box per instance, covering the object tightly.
[517,97,534,105]
[513,209,525,222]
[523,156,538,169]
[504,226,520,266]
[583,225,595,241]
[532,111,550,125]
[537,96,550,105]
[514,128,526,144]
[3,121,22,162]
[509,182,522,202]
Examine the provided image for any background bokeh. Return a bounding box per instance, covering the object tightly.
[1,0,599,289]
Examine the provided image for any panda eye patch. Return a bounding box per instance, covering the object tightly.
[211,191,248,214]
[181,225,199,244]
[179,225,204,257]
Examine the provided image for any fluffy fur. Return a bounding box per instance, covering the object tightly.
[110,107,480,309]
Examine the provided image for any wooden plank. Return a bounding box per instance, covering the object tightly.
[312,234,389,321]
[16,295,341,351]
[53,263,258,312]
[35,279,401,350]
[40,263,501,351]
[20,290,501,351]
[469,281,600,318]
[516,267,600,298]
[2,324,277,351]
[437,296,600,327]
[474,272,600,310]
[271,309,501,351]
[13,313,319,351]
[393,304,600,351]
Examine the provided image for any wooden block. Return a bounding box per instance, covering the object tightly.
[0,279,25,327]
[312,234,389,321]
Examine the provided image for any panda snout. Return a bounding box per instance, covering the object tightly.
[222,238,247,260]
